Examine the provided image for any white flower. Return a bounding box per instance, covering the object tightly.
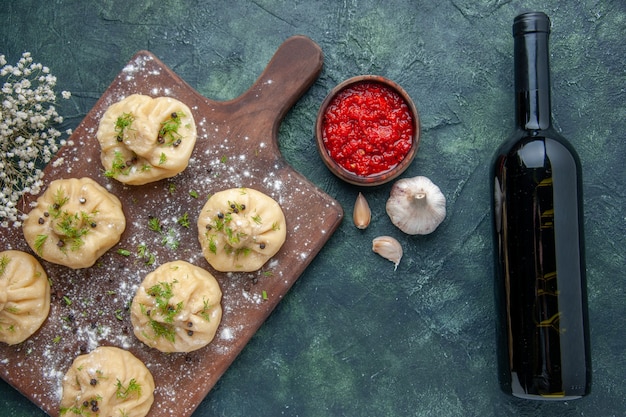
[0,52,73,227]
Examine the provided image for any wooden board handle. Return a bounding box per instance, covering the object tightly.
[243,35,323,117]
[214,35,324,148]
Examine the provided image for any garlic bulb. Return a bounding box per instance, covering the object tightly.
[352,192,371,229]
[386,176,446,235]
[372,236,403,271]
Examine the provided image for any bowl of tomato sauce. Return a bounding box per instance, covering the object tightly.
[315,75,420,186]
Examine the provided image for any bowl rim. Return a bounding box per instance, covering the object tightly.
[315,75,420,187]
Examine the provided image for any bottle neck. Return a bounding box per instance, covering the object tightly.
[514,13,552,131]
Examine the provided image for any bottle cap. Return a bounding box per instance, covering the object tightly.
[513,12,551,36]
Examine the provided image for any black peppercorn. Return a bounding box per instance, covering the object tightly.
[90,378,97,386]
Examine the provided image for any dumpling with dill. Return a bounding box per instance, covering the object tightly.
[60,346,155,417]
[130,260,223,353]
[22,177,126,269]
[0,250,50,345]
[197,187,287,272]
[96,94,197,185]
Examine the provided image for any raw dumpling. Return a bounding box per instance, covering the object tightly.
[197,188,287,272]
[130,260,222,353]
[22,177,126,269]
[60,346,154,417]
[97,94,197,185]
[0,250,50,345]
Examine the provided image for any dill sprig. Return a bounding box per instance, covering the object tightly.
[143,280,184,342]
[157,111,185,146]
[115,378,142,400]
[114,112,134,141]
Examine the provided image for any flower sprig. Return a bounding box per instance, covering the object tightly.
[1,52,72,227]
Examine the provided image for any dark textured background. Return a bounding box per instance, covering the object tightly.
[1,1,625,416]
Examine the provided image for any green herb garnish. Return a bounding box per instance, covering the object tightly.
[146,280,182,322]
[161,229,180,250]
[177,213,190,228]
[114,309,124,321]
[207,234,218,254]
[137,243,156,265]
[199,298,212,322]
[148,216,162,233]
[158,111,185,146]
[116,378,142,400]
[35,235,48,256]
[139,282,180,344]
[115,112,135,141]
[0,254,10,277]
[104,150,133,178]
[117,248,131,256]
[53,210,95,251]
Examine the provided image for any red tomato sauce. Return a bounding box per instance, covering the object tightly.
[321,81,414,177]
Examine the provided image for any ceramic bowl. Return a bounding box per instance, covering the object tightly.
[315,75,420,186]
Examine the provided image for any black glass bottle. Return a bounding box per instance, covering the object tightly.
[491,12,591,400]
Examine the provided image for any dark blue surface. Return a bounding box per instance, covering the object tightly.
[2,1,625,416]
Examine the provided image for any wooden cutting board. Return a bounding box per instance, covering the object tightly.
[0,35,343,417]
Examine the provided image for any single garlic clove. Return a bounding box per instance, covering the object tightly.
[372,236,403,271]
[353,192,371,229]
